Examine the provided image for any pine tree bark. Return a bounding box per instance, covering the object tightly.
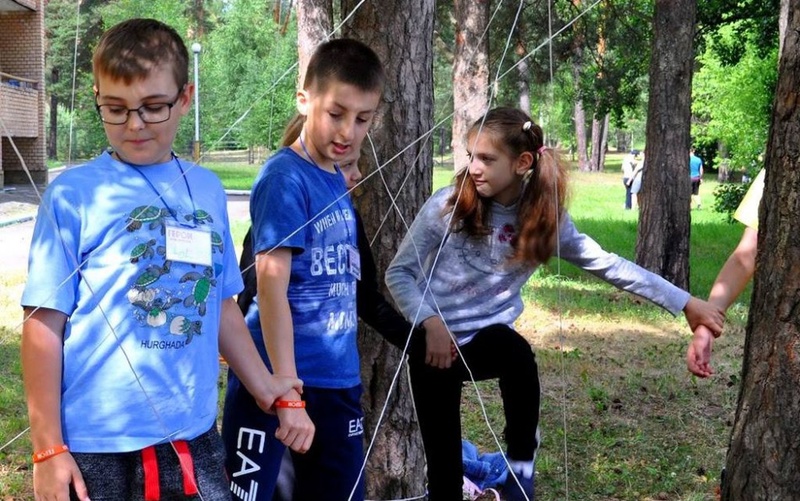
[452,0,489,172]
[589,117,599,171]
[722,2,800,498]
[572,54,590,170]
[573,98,589,171]
[296,0,333,85]
[589,116,608,171]
[598,113,609,171]
[635,0,695,289]
[342,0,433,498]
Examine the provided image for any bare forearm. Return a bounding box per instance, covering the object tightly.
[219,299,272,393]
[21,308,67,449]
[708,260,752,311]
[255,249,298,381]
[260,293,297,377]
[709,227,757,312]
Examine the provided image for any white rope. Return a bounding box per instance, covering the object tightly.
[0,427,29,453]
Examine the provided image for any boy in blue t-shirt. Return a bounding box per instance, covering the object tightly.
[690,148,704,209]
[221,39,384,500]
[20,19,301,501]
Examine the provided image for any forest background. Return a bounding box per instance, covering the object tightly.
[45,0,778,186]
[1,0,788,500]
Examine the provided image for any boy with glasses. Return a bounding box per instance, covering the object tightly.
[21,18,302,500]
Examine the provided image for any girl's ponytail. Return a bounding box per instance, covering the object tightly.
[281,113,306,147]
[514,145,568,265]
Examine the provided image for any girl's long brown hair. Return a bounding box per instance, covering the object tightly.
[446,107,569,266]
[281,113,305,147]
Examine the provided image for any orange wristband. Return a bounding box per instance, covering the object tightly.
[32,445,69,463]
[275,400,306,409]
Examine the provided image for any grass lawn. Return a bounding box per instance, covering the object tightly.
[0,158,747,500]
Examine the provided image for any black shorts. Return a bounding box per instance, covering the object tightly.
[691,178,701,195]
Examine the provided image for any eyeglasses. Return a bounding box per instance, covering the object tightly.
[95,90,183,125]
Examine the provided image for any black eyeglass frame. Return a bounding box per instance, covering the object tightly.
[94,88,185,125]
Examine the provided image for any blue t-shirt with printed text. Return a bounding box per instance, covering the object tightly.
[21,152,242,453]
[248,147,359,388]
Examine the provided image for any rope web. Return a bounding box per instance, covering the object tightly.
[0,0,604,499]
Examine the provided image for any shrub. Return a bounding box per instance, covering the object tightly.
[713,181,750,223]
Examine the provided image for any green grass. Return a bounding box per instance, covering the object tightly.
[208,160,455,193]
[0,161,747,500]
[205,162,261,191]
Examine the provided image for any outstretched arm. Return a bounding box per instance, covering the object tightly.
[687,227,757,377]
[558,212,723,328]
[707,227,758,313]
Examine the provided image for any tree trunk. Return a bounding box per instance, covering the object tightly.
[296,0,333,85]
[193,0,205,37]
[635,0,695,290]
[588,115,608,172]
[615,130,628,153]
[515,30,530,113]
[48,68,58,160]
[598,113,609,171]
[779,0,789,58]
[589,116,601,171]
[722,3,800,498]
[572,56,590,170]
[452,0,489,172]
[342,0,433,498]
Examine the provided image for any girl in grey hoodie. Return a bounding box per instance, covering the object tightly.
[385,107,724,501]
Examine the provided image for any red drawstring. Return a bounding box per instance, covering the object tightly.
[141,440,198,499]
[142,446,160,501]
[174,440,199,496]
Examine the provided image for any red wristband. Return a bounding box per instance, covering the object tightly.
[32,444,69,463]
[275,399,306,409]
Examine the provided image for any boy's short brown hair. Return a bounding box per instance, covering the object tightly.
[93,19,189,90]
[303,38,385,95]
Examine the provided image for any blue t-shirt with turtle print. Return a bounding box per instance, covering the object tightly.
[22,151,242,453]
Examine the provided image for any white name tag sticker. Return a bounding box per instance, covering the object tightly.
[166,224,212,266]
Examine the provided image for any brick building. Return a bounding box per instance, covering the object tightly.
[0,0,46,188]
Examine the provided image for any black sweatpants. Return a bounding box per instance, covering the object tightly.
[409,324,541,500]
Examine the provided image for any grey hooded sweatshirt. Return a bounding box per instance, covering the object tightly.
[385,186,690,343]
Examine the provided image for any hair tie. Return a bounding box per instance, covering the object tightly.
[538,146,547,155]
[522,121,533,132]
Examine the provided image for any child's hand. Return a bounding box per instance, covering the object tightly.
[422,316,455,369]
[254,376,304,415]
[274,401,315,454]
[34,452,90,501]
[683,296,724,335]
[687,324,716,378]
[272,376,304,402]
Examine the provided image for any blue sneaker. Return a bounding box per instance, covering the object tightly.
[503,462,535,501]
